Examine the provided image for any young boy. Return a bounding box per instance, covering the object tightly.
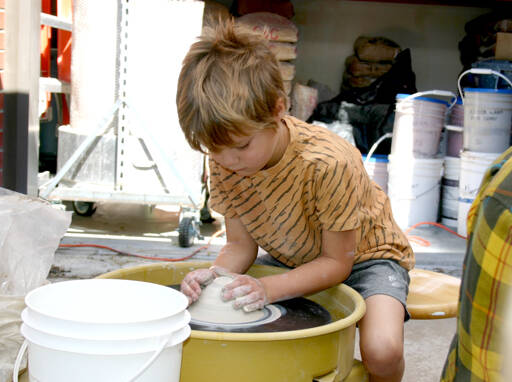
[177,21,414,382]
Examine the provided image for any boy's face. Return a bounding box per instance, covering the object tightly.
[209,125,285,176]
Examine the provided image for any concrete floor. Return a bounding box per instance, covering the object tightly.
[50,202,466,382]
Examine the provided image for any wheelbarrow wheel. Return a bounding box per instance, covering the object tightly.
[72,201,96,217]
[178,217,197,248]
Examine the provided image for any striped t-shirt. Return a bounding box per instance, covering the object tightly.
[209,116,414,270]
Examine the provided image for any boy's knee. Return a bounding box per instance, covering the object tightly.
[361,336,403,376]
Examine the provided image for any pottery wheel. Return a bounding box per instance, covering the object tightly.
[171,277,331,333]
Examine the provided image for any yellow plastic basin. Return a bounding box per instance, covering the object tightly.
[97,261,366,382]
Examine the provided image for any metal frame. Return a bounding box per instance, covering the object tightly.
[36,1,200,208]
[38,97,199,207]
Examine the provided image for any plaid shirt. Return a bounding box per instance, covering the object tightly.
[441,146,512,382]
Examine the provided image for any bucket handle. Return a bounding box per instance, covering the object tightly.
[126,336,170,382]
[399,90,457,110]
[390,182,441,200]
[11,335,174,382]
[457,68,512,103]
[365,132,392,164]
[12,340,27,382]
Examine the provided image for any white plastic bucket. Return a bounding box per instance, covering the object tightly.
[443,156,461,181]
[363,154,388,193]
[463,88,512,153]
[391,91,456,158]
[457,197,474,236]
[442,184,459,202]
[449,98,464,127]
[441,156,460,220]
[445,125,464,158]
[441,216,458,229]
[14,279,190,382]
[459,151,500,199]
[441,197,459,220]
[457,68,512,154]
[387,155,444,229]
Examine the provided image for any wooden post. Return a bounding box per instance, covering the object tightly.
[4,0,40,195]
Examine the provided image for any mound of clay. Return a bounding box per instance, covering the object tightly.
[188,276,265,324]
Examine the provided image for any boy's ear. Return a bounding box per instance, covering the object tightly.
[273,97,286,118]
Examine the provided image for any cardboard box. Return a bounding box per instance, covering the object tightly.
[496,32,512,61]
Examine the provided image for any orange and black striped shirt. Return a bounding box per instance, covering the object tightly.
[209,116,414,270]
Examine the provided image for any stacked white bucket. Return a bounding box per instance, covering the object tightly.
[14,279,191,382]
[456,69,512,236]
[441,98,464,229]
[388,91,456,229]
[441,156,461,228]
[363,154,389,194]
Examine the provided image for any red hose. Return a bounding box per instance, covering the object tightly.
[404,221,467,247]
[59,221,465,258]
[59,228,226,262]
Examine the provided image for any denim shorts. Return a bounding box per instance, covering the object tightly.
[255,255,411,321]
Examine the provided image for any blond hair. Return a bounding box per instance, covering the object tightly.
[176,19,286,153]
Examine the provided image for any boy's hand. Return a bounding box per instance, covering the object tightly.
[221,274,268,312]
[180,266,228,305]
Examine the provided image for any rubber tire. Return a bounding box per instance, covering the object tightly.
[178,217,196,248]
[199,206,215,224]
[72,201,96,217]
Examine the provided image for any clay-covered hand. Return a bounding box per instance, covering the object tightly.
[221,274,268,312]
[180,266,227,305]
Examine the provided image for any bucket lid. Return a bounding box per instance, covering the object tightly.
[25,279,189,324]
[21,307,191,341]
[21,322,192,355]
[362,154,389,163]
[396,93,449,106]
[461,150,501,160]
[388,154,444,167]
[464,88,512,94]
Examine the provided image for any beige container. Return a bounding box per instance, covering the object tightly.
[279,61,295,81]
[236,12,298,42]
[290,83,318,122]
[354,36,400,62]
[268,41,297,61]
[283,80,292,95]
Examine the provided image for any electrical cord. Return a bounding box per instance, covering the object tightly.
[58,221,465,259]
[58,228,226,262]
[404,221,467,247]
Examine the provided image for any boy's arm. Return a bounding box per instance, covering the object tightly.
[213,216,259,273]
[222,229,356,311]
[261,229,355,303]
[180,216,257,305]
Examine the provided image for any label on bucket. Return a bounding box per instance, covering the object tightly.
[466,107,509,123]
[391,116,443,157]
[460,183,481,198]
[464,91,512,153]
